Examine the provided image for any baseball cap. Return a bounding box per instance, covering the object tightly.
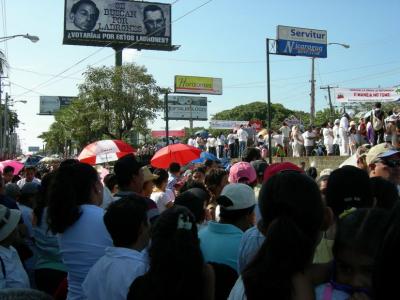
[366,143,399,165]
[263,162,304,183]
[217,183,256,211]
[251,160,268,177]
[228,162,257,184]
[142,166,159,183]
[0,205,21,241]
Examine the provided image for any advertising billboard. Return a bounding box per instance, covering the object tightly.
[166,95,208,121]
[209,120,248,129]
[334,88,400,103]
[277,25,327,58]
[39,96,76,115]
[63,0,172,50]
[174,76,223,95]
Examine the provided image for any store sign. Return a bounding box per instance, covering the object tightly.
[277,25,327,58]
[334,88,400,103]
[166,95,207,120]
[174,76,222,95]
[63,0,172,50]
[152,129,185,137]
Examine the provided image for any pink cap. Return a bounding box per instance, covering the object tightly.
[228,162,257,185]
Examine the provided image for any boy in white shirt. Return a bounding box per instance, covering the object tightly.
[83,195,150,300]
[0,204,30,289]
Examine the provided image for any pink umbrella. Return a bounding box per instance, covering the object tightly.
[0,160,24,175]
[78,139,135,165]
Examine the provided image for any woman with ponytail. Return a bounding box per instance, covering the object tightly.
[47,162,112,300]
[127,206,215,300]
[229,171,324,300]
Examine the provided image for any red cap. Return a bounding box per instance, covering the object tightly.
[263,162,304,183]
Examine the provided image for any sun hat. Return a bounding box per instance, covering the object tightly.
[141,166,159,183]
[366,143,399,165]
[263,162,304,183]
[0,204,21,242]
[228,162,257,184]
[217,183,256,211]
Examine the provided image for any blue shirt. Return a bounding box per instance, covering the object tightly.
[58,204,112,300]
[199,221,243,273]
[237,226,265,273]
[82,247,149,300]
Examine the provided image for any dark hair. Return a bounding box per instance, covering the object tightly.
[375,102,382,108]
[174,188,209,223]
[242,147,261,162]
[218,205,255,223]
[168,162,181,174]
[193,167,206,175]
[369,177,399,210]
[104,195,148,247]
[47,163,98,234]
[179,179,208,194]
[59,158,79,168]
[333,209,389,260]
[33,172,56,227]
[326,166,373,217]
[205,168,228,195]
[127,206,204,300]
[204,159,215,168]
[3,166,14,174]
[143,4,164,19]
[306,167,318,180]
[114,154,142,189]
[71,0,99,18]
[152,169,168,187]
[242,172,323,300]
[103,174,118,192]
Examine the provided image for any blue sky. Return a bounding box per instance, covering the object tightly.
[1,0,399,151]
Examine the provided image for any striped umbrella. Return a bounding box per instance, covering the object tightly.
[78,140,135,165]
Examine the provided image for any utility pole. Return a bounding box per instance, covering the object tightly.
[320,85,338,122]
[189,98,193,133]
[3,93,8,158]
[310,57,315,125]
[164,91,169,146]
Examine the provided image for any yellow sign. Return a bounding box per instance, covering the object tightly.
[174,75,222,95]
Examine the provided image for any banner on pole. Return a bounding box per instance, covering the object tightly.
[334,88,400,103]
[210,120,248,129]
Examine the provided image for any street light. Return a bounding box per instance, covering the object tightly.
[0,34,39,43]
[310,42,350,124]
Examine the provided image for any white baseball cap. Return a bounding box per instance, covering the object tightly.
[217,183,256,211]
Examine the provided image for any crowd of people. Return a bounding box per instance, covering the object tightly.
[0,132,400,299]
[188,103,400,159]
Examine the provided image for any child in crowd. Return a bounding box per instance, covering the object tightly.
[127,206,215,300]
[315,209,389,299]
[150,168,174,213]
[0,204,30,288]
[83,195,150,300]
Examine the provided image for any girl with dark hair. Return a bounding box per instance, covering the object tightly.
[315,209,389,299]
[127,206,215,300]
[229,172,324,300]
[205,168,228,221]
[47,162,112,300]
[150,168,174,213]
[32,172,67,295]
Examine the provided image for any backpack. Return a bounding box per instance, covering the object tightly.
[372,110,383,131]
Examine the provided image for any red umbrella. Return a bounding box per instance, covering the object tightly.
[0,160,24,175]
[78,140,135,165]
[151,144,201,169]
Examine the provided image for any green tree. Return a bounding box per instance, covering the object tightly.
[78,63,162,140]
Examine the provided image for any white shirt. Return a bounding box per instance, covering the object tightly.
[333,125,341,144]
[302,131,316,147]
[279,126,291,138]
[58,204,112,300]
[227,134,236,144]
[17,177,41,189]
[0,246,30,289]
[150,191,172,213]
[82,247,149,300]
[187,138,196,147]
[217,135,226,146]
[340,117,349,130]
[237,129,248,142]
[322,128,333,145]
[207,137,217,147]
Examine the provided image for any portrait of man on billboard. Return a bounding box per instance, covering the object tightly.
[69,0,99,31]
[143,4,166,37]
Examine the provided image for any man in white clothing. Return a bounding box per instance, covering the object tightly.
[339,113,350,156]
[322,122,334,155]
[302,126,316,157]
[227,131,237,159]
[332,119,341,156]
[187,135,196,147]
[237,125,249,158]
[279,122,291,156]
[17,166,41,188]
[83,195,150,300]
[207,134,217,156]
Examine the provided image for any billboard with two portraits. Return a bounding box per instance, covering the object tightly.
[63,0,171,50]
